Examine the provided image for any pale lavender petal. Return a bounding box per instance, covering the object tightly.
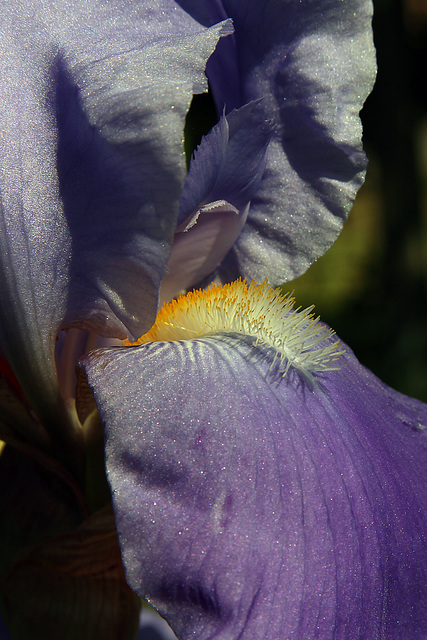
[161,102,272,298]
[58,17,231,339]
[160,202,248,303]
[0,1,230,415]
[83,337,427,640]
[177,0,376,283]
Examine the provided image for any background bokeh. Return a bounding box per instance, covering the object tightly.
[290,0,427,401]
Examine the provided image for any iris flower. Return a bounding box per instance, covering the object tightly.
[83,280,427,640]
[2,0,425,639]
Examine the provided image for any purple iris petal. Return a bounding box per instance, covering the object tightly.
[0,0,230,414]
[161,102,272,298]
[160,201,249,303]
[83,336,427,640]
[179,101,272,224]
[175,0,241,111]
[177,0,376,284]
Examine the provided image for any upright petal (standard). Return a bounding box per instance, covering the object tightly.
[177,0,377,284]
[0,0,230,438]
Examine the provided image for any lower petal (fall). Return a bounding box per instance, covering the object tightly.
[83,335,427,640]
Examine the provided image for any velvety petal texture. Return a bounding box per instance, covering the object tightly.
[83,336,427,640]
[0,0,229,426]
[177,0,377,284]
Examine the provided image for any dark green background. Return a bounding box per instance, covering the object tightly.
[291,0,427,401]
